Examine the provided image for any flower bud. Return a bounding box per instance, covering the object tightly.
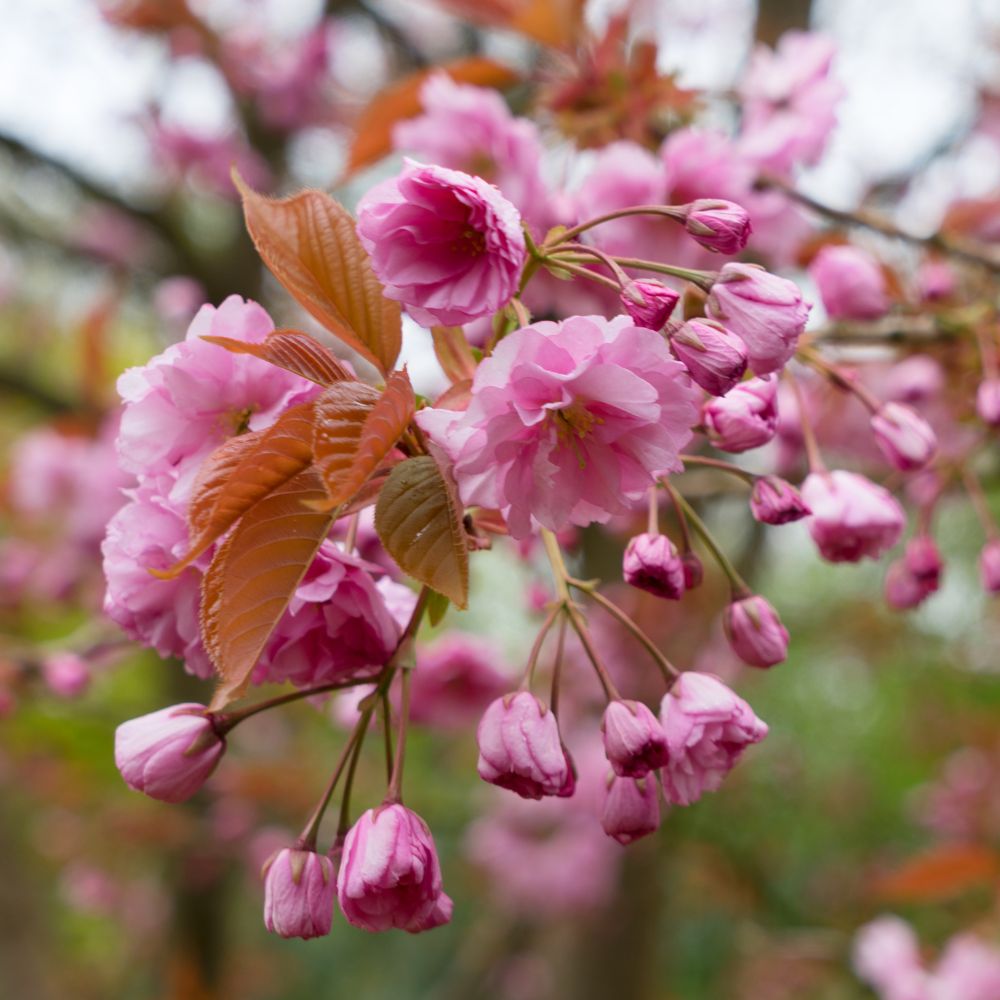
[706,263,810,376]
[750,475,811,525]
[601,774,660,845]
[917,259,955,302]
[702,376,777,452]
[808,244,889,320]
[601,700,669,777]
[114,703,224,803]
[477,692,574,798]
[659,672,768,806]
[980,539,1000,595]
[263,847,335,940]
[904,535,942,589]
[870,403,937,472]
[620,280,679,330]
[338,804,452,933]
[669,319,748,396]
[681,550,704,590]
[684,199,752,254]
[976,378,1000,427]
[41,652,90,699]
[723,595,789,668]
[622,533,685,600]
[884,560,932,611]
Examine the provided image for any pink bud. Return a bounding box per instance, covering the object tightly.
[723,595,789,668]
[337,804,452,933]
[601,774,661,845]
[870,403,937,472]
[917,259,955,302]
[980,539,1000,595]
[706,263,810,376]
[622,533,685,600]
[620,280,679,330]
[41,652,90,699]
[750,475,811,524]
[684,199,752,254]
[114,703,224,803]
[669,319,748,396]
[601,699,669,777]
[659,672,768,806]
[263,847,335,939]
[809,244,890,321]
[884,560,932,611]
[702,376,777,452]
[801,470,905,563]
[477,692,574,799]
[977,378,1000,427]
[682,551,704,589]
[904,535,942,589]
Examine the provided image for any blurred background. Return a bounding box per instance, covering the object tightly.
[4,1,1000,998]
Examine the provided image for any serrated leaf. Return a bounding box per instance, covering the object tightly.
[315,369,415,510]
[233,173,401,375]
[201,329,353,385]
[374,455,469,607]
[426,590,450,627]
[153,403,316,580]
[430,326,477,385]
[202,469,334,710]
[310,381,381,506]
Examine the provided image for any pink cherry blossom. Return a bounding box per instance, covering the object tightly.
[601,774,661,845]
[670,319,749,397]
[810,244,890,321]
[263,848,336,940]
[723,595,789,668]
[622,533,685,600]
[620,280,679,330]
[417,315,699,538]
[601,700,669,778]
[684,199,752,254]
[749,475,811,524]
[702,376,778,453]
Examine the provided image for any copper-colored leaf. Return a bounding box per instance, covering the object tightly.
[153,404,316,580]
[315,369,415,509]
[374,455,469,607]
[311,381,381,505]
[432,0,584,47]
[202,469,333,710]
[345,57,520,175]
[873,844,1000,904]
[201,329,353,385]
[430,326,478,385]
[233,173,401,375]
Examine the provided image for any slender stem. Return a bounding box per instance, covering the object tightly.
[336,723,368,838]
[510,298,531,329]
[647,486,659,535]
[544,257,624,292]
[681,453,756,484]
[963,466,998,540]
[541,530,572,603]
[568,579,679,684]
[547,204,686,246]
[296,720,365,850]
[667,483,752,597]
[344,513,360,554]
[550,252,716,290]
[975,323,999,379]
[664,479,694,553]
[555,242,634,288]
[380,692,394,784]
[564,602,620,701]
[783,368,827,474]
[523,602,563,690]
[797,345,882,413]
[385,665,412,804]
[550,615,568,718]
[213,677,373,734]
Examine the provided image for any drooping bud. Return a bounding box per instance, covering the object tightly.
[684,199,752,255]
[263,847,336,940]
[669,319,748,396]
[870,403,937,472]
[977,378,1000,427]
[808,244,890,321]
[601,774,661,845]
[601,700,669,778]
[884,561,933,611]
[681,550,704,590]
[41,652,90,699]
[750,475,811,525]
[622,533,685,600]
[980,539,1000,595]
[703,376,777,452]
[620,279,680,330]
[903,535,943,590]
[723,595,789,668]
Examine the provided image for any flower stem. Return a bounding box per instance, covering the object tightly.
[380,692,393,784]
[546,204,686,246]
[963,466,999,540]
[385,663,412,804]
[564,601,621,701]
[541,529,572,603]
[297,718,366,850]
[523,602,563,690]
[647,486,659,535]
[783,368,827,474]
[213,677,374,734]
[550,614,568,718]
[797,345,882,413]
[681,453,756,484]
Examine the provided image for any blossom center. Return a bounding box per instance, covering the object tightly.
[452,226,486,257]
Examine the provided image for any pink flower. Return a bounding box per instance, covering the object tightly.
[852,916,926,998]
[917,259,956,302]
[904,535,943,589]
[622,533,685,600]
[885,560,933,611]
[723,595,789,668]
[802,470,905,563]
[356,160,525,327]
[417,315,699,538]
[601,775,660,845]
[337,804,452,933]
[601,700,669,778]
[116,295,315,488]
[393,73,547,232]
[750,475,811,524]
[621,280,679,331]
[669,319,748,396]
[810,245,890,321]
[979,539,1000,594]
[702,376,778,452]
[885,355,944,405]
[934,934,1000,1000]
[682,551,704,590]
[262,848,335,940]
[41,653,91,699]
[684,199,752,254]
[661,129,755,209]
[977,378,1000,427]
[659,672,768,806]
[408,633,509,730]
[477,692,575,799]
[707,263,810,376]
[114,702,224,802]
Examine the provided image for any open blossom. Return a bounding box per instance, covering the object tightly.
[669,319,748,396]
[852,916,926,998]
[263,848,335,940]
[601,700,669,777]
[684,199,752,254]
[809,244,890,321]
[477,692,575,799]
[802,470,905,563]
[724,595,789,668]
[750,475,810,524]
[621,280,679,330]
[393,73,547,231]
[703,376,778,453]
[707,263,810,376]
[417,316,699,539]
[623,533,685,599]
[601,775,661,845]
[356,160,525,327]
[115,703,224,803]
[338,804,452,933]
[659,672,768,806]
